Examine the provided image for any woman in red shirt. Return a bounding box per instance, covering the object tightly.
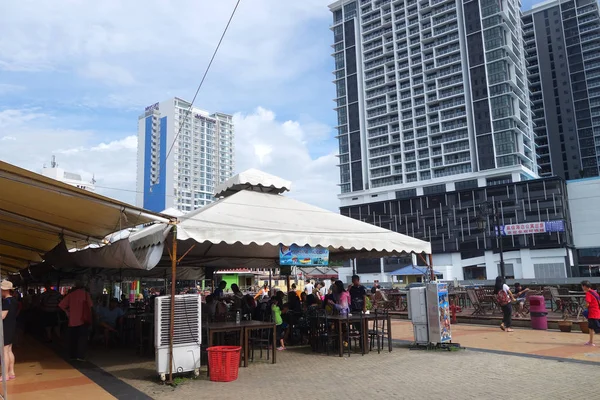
[581,280,600,347]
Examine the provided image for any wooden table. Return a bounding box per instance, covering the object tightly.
[206,321,244,367]
[206,321,276,368]
[328,313,392,357]
[241,320,276,367]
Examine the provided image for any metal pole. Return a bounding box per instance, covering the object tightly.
[269,269,272,296]
[428,253,435,282]
[495,203,506,279]
[168,225,177,384]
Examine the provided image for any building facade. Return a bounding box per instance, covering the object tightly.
[136,97,235,213]
[329,0,537,205]
[341,176,575,280]
[567,177,600,277]
[42,156,95,192]
[523,0,600,180]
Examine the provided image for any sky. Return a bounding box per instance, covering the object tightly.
[0,0,547,212]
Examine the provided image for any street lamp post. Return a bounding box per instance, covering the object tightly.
[478,201,506,279]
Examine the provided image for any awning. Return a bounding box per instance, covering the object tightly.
[130,169,431,270]
[388,265,441,276]
[0,160,172,272]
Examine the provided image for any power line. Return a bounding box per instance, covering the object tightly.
[164,0,243,162]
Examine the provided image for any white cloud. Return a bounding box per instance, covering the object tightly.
[234,107,339,211]
[1,136,16,141]
[79,62,137,86]
[0,84,23,94]
[0,107,339,210]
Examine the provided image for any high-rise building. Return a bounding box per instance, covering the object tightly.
[523,0,600,180]
[136,97,235,213]
[329,0,537,208]
[326,1,590,281]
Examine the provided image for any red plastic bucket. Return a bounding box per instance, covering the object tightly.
[207,346,241,382]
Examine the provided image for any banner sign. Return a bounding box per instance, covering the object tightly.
[279,244,329,266]
[497,220,565,236]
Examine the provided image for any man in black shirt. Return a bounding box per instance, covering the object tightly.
[349,275,367,313]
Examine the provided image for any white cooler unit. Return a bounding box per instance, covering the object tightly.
[407,287,429,345]
[155,294,202,381]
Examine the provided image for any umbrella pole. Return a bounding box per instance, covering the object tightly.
[168,226,177,385]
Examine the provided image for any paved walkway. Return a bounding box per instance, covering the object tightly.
[390,320,600,363]
[8,337,115,399]
[90,340,599,399]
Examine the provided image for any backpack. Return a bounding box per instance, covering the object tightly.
[496,290,510,306]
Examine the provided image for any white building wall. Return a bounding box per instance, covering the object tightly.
[567,178,600,249]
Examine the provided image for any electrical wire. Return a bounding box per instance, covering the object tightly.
[164,0,243,162]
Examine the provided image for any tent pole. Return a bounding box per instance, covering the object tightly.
[168,225,177,385]
[269,269,272,296]
[286,275,290,293]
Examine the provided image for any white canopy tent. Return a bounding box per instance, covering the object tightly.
[130,169,432,271]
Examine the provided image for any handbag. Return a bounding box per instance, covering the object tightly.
[583,290,600,319]
[497,290,510,306]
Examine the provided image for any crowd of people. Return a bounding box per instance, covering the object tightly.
[203,276,370,351]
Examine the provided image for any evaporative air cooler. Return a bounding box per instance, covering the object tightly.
[155,294,202,381]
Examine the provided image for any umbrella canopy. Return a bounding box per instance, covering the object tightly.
[130,169,431,270]
[388,265,441,276]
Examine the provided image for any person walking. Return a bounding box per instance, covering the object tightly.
[494,276,515,332]
[581,280,600,346]
[1,280,18,380]
[59,282,93,361]
[39,281,62,343]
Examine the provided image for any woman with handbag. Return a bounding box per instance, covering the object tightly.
[494,276,516,332]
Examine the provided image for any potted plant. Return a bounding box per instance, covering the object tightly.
[558,318,572,333]
[579,319,589,334]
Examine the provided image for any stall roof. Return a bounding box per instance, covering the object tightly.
[388,265,441,276]
[130,169,431,270]
[0,160,173,272]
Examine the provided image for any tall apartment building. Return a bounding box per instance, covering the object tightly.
[327,1,585,281]
[523,0,600,180]
[330,0,537,209]
[136,97,235,213]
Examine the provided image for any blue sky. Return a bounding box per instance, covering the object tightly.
[0,0,551,210]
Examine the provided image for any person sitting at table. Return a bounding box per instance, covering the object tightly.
[97,298,125,348]
[230,284,244,312]
[213,281,227,299]
[513,283,529,317]
[287,288,302,313]
[328,280,350,316]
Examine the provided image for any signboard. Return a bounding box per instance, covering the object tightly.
[279,245,329,266]
[145,102,159,112]
[497,220,565,236]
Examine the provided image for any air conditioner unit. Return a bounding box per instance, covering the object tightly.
[155,294,202,381]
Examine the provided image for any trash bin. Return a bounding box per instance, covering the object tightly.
[529,295,548,330]
[207,346,241,382]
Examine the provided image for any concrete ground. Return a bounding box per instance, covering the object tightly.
[87,321,600,399]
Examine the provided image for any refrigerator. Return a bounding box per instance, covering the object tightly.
[426,282,452,345]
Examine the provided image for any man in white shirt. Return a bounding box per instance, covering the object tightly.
[304,280,314,295]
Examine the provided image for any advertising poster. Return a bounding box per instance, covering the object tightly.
[279,244,329,266]
[437,283,452,343]
[426,282,452,344]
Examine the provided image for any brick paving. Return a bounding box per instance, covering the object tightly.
[391,320,600,363]
[88,330,600,399]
